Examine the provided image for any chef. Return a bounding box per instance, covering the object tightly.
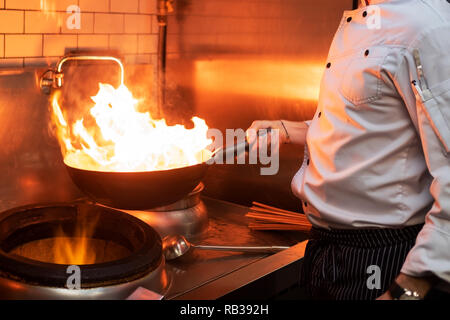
[247,0,450,300]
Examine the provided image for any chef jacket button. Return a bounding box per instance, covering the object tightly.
[347,17,352,22]
[363,11,367,17]
[326,62,331,68]
[318,112,322,118]
[365,49,370,56]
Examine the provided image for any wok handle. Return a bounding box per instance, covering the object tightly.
[192,244,289,253]
[211,128,272,161]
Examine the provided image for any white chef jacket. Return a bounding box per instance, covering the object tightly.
[291,0,450,285]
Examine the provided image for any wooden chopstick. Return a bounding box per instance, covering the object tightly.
[252,201,302,216]
[249,223,311,231]
[249,207,301,219]
[246,201,312,232]
[246,213,309,225]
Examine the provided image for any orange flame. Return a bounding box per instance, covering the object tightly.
[53,206,99,265]
[51,83,212,172]
[53,236,96,265]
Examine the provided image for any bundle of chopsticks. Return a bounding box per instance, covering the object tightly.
[246,202,312,231]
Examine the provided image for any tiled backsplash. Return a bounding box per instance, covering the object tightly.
[0,0,159,68]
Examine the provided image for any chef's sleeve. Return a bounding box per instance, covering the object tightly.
[394,25,450,284]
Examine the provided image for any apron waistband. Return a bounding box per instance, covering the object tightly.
[308,224,424,248]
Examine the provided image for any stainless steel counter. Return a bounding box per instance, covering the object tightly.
[163,197,308,300]
[0,194,307,300]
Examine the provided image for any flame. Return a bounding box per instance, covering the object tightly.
[9,208,100,265]
[51,83,212,172]
[53,207,99,265]
[53,237,96,265]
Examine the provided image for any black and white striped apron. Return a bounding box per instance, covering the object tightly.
[299,224,423,300]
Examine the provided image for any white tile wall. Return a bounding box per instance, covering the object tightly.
[0,0,158,67]
[5,34,42,57]
[0,10,24,33]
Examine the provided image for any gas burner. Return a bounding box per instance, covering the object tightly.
[0,202,170,299]
[124,183,209,240]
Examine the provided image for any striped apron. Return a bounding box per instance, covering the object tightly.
[299,224,423,300]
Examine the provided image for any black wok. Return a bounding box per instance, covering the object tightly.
[65,162,209,210]
[65,130,268,210]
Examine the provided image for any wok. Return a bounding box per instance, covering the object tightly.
[65,135,259,210]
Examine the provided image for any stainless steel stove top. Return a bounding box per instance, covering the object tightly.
[156,197,308,300]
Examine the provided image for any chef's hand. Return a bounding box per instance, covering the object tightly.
[246,120,290,146]
[247,120,309,147]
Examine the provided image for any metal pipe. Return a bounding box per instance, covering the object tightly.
[157,0,173,112]
[157,23,167,110]
[55,55,125,88]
